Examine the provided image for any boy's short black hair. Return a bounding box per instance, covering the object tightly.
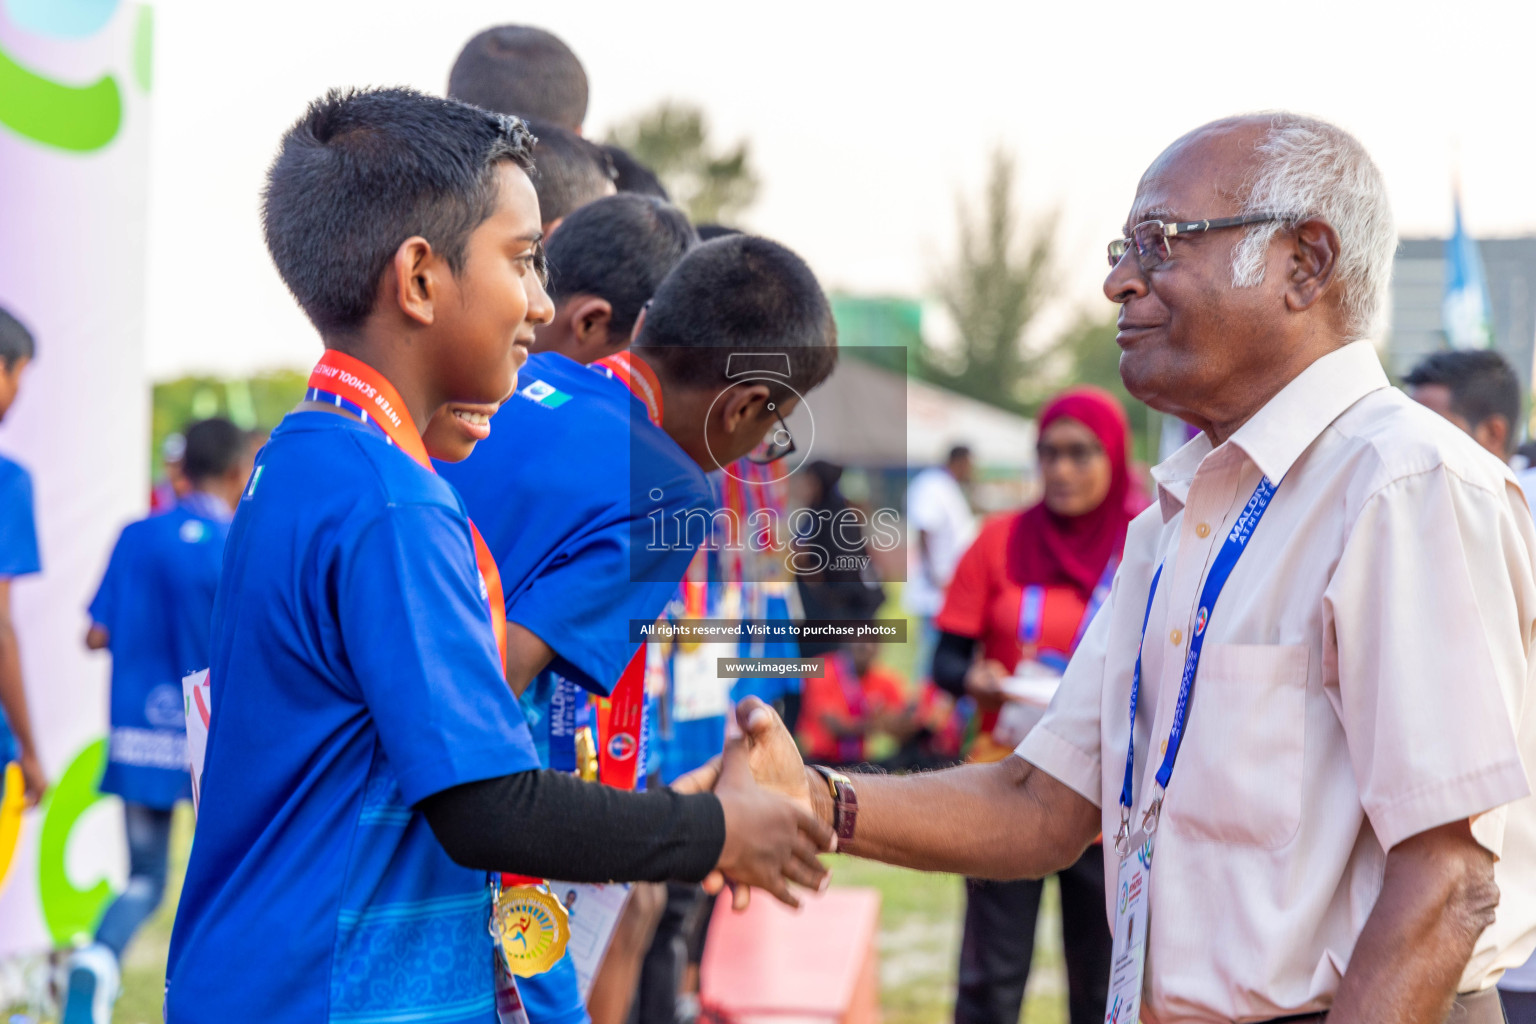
[448,25,587,131]
[602,145,669,200]
[546,194,697,339]
[1404,349,1523,453]
[183,418,248,484]
[0,307,35,368]
[635,235,838,400]
[525,119,614,226]
[695,224,741,242]
[262,87,535,336]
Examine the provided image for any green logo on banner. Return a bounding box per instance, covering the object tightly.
[0,44,122,152]
[37,738,117,946]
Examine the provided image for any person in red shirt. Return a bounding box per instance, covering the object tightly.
[929,386,1146,1024]
[797,640,910,766]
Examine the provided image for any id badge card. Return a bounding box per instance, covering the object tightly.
[671,644,731,722]
[1105,828,1154,1024]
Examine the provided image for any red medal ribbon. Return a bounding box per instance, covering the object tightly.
[594,648,646,790]
[594,351,664,426]
[305,350,508,669]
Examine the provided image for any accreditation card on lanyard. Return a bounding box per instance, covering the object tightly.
[1104,476,1278,1024]
[305,352,562,1022]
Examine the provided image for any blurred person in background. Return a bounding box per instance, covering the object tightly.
[0,307,44,810]
[530,193,697,365]
[792,460,885,659]
[1405,349,1536,514]
[65,417,253,1024]
[904,445,975,684]
[796,639,911,767]
[448,24,588,133]
[1404,349,1536,1023]
[928,388,1138,1024]
[149,431,187,514]
[524,119,616,237]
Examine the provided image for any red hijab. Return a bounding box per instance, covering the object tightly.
[1010,387,1144,600]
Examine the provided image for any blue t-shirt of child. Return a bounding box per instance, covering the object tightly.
[0,453,41,764]
[164,411,540,1024]
[88,493,231,809]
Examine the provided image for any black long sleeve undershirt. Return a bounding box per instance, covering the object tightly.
[932,630,979,697]
[420,769,725,884]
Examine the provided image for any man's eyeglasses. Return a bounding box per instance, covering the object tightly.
[1107,214,1289,271]
[747,401,796,464]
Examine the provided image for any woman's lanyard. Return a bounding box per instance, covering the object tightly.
[1114,476,1279,855]
[1017,559,1118,672]
[305,350,508,667]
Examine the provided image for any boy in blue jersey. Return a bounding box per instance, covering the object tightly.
[425,190,697,1024]
[164,88,828,1024]
[0,307,44,809]
[436,233,838,1024]
[63,418,252,1024]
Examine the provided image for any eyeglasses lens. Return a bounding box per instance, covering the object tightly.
[1131,222,1171,269]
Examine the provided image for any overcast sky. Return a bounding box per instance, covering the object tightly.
[142,0,1536,377]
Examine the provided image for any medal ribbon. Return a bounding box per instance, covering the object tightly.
[594,647,646,790]
[593,351,663,426]
[1017,559,1117,675]
[306,351,508,667]
[1120,477,1279,821]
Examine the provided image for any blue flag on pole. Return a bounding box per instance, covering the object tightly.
[1443,191,1494,350]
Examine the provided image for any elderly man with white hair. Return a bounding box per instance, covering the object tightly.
[725,113,1536,1023]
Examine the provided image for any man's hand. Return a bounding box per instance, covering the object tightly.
[17,747,46,808]
[710,731,832,910]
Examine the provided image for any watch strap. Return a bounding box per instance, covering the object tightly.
[811,765,858,844]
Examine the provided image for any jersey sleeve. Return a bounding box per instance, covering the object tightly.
[87,526,133,636]
[0,462,41,578]
[508,480,709,697]
[338,502,540,806]
[934,523,996,639]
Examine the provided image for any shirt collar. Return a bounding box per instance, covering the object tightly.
[180,490,234,523]
[1150,341,1389,517]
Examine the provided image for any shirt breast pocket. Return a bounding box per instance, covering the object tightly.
[1163,642,1309,849]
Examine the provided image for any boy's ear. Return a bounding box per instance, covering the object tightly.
[391,236,443,326]
[570,297,614,347]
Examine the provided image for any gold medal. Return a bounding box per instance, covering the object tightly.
[494,884,570,977]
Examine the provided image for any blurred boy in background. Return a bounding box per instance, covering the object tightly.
[0,307,44,810]
[65,417,252,1024]
[796,639,910,767]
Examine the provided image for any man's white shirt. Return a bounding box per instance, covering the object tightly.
[1020,341,1536,1022]
[903,467,975,617]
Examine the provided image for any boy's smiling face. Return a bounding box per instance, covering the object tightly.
[429,160,552,419]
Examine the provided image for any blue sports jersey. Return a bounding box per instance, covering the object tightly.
[439,352,710,1023]
[88,493,231,809]
[439,352,711,698]
[165,411,540,1024]
[0,453,40,763]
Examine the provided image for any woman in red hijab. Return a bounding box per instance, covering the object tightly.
[930,386,1146,1024]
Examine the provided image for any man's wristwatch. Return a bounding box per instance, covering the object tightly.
[810,765,858,844]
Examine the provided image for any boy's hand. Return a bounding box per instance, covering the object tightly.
[17,748,47,808]
[712,733,832,910]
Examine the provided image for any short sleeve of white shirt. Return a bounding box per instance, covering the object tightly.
[1017,574,1115,806]
[1325,465,1535,852]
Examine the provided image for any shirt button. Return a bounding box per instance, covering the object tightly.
[1170,629,1183,646]
[1195,522,1212,538]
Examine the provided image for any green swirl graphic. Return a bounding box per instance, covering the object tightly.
[37,738,117,946]
[0,42,122,151]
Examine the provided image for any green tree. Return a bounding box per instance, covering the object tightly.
[150,370,307,480]
[927,149,1056,414]
[606,102,759,225]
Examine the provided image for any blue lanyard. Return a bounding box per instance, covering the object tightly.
[547,674,587,773]
[1019,559,1118,674]
[1118,477,1279,835]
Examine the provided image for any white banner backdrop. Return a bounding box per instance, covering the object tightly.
[0,1,152,955]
